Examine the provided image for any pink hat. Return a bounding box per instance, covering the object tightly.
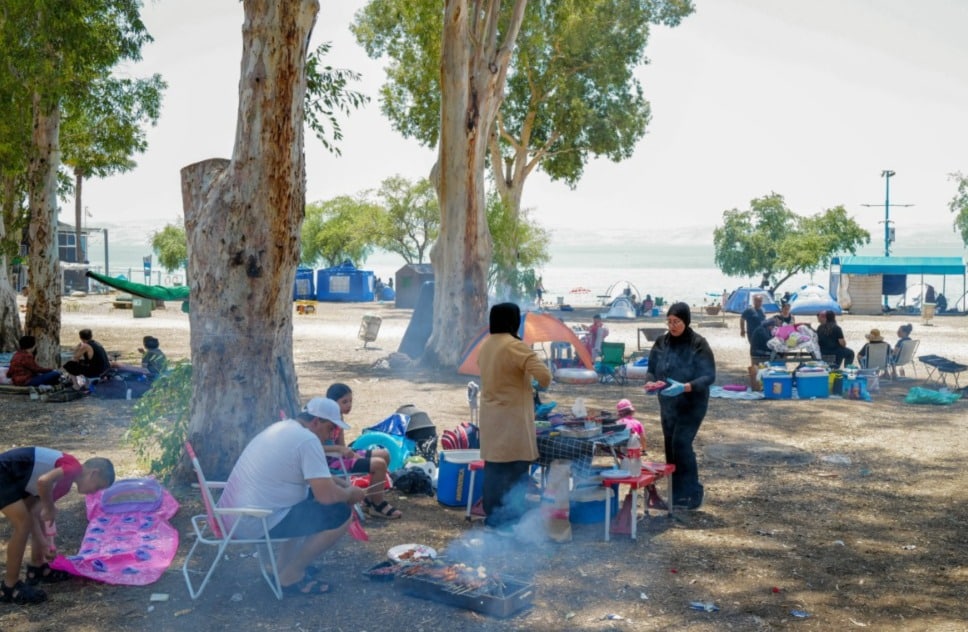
[616,398,635,413]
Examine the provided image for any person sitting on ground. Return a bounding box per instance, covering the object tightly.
[583,314,609,358]
[1,447,115,605]
[6,336,61,388]
[857,328,891,372]
[323,383,401,519]
[816,310,854,368]
[641,294,654,315]
[217,397,367,596]
[615,399,666,510]
[62,329,110,390]
[110,335,168,379]
[739,294,767,343]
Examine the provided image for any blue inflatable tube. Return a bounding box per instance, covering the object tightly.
[349,431,411,471]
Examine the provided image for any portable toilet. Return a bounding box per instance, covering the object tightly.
[293,267,315,300]
[316,260,375,302]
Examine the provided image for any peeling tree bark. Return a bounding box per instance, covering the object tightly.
[0,175,23,352]
[179,0,318,479]
[24,96,62,367]
[425,0,528,368]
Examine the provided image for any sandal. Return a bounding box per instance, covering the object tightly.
[364,499,402,520]
[26,563,72,585]
[0,580,47,605]
[281,574,331,597]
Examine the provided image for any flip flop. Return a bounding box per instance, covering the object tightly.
[281,574,331,597]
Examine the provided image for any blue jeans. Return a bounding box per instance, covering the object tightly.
[28,371,62,386]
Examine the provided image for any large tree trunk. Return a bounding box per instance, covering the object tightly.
[25,95,62,367]
[0,175,23,351]
[179,0,318,480]
[424,0,527,368]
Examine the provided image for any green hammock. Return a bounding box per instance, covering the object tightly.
[86,271,190,313]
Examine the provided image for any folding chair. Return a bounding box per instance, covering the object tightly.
[861,342,891,377]
[598,342,627,384]
[182,442,290,600]
[890,339,919,378]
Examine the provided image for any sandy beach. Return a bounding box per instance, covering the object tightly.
[3,294,967,631]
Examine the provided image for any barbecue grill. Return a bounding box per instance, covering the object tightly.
[387,560,534,618]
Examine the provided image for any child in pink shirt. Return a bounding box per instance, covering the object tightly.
[615,399,666,510]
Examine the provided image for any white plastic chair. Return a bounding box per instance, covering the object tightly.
[891,339,919,379]
[182,442,290,600]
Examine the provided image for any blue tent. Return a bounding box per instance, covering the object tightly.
[723,287,779,314]
[788,284,842,315]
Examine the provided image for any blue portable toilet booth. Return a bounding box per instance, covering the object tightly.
[316,260,375,302]
[293,267,315,300]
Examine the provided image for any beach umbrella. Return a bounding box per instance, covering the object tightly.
[457,311,594,375]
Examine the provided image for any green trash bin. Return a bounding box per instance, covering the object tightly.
[132,298,152,318]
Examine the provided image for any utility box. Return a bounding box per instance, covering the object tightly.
[132,298,152,318]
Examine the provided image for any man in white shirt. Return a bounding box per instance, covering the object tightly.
[218,397,366,596]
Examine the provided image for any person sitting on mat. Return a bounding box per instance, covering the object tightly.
[62,329,110,391]
[5,336,61,388]
[322,383,401,520]
[1,447,115,605]
[217,397,366,597]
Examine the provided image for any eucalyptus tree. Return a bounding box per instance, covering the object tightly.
[352,0,693,365]
[0,0,153,366]
[948,172,968,246]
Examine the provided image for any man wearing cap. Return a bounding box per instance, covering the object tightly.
[218,397,366,596]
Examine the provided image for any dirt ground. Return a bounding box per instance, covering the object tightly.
[2,296,967,631]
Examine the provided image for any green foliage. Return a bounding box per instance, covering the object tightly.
[151,221,188,273]
[486,192,551,300]
[301,196,382,267]
[127,362,192,480]
[373,175,439,264]
[713,193,870,292]
[948,172,968,246]
[305,42,370,156]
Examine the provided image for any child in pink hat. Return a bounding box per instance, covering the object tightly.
[615,399,644,439]
[615,398,667,510]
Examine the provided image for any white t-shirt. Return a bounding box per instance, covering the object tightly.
[217,419,331,538]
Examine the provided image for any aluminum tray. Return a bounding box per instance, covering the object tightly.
[395,573,534,618]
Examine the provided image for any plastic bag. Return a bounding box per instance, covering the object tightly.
[904,387,962,406]
[572,397,587,418]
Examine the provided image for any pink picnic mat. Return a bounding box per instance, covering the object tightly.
[51,478,179,586]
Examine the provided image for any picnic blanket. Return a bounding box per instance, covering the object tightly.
[50,478,179,586]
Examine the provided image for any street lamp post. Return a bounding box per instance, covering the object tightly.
[881,169,895,257]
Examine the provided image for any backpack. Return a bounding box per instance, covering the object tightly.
[440,422,479,451]
[390,467,434,496]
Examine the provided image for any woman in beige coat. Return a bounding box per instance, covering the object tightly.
[478,303,552,530]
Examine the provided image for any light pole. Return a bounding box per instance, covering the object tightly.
[881,170,894,257]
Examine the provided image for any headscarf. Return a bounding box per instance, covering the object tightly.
[667,302,691,328]
[489,302,521,339]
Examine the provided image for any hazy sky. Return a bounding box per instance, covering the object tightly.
[80,0,968,257]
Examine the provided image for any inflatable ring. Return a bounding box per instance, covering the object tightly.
[623,363,650,382]
[554,367,599,385]
[349,431,410,471]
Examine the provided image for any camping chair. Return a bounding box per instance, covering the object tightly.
[598,342,627,384]
[182,442,289,600]
[861,342,891,378]
[890,339,919,378]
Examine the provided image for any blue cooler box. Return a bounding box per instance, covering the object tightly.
[796,370,830,399]
[762,371,793,399]
[437,450,483,507]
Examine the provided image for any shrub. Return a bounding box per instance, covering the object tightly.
[127,361,192,480]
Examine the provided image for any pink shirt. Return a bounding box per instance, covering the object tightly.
[618,415,644,442]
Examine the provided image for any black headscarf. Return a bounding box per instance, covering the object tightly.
[489,303,521,339]
[667,302,691,328]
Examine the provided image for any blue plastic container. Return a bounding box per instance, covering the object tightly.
[762,372,793,399]
[568,485,619,524]
[796,370,830,399]
[437,450,483,507]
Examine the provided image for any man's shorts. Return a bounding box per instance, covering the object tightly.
[269,493,351,538]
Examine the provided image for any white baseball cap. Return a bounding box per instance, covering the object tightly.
[303,397,349,429]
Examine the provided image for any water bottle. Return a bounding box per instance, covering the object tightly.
[126,388,132,400]
[627,433,642,475]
